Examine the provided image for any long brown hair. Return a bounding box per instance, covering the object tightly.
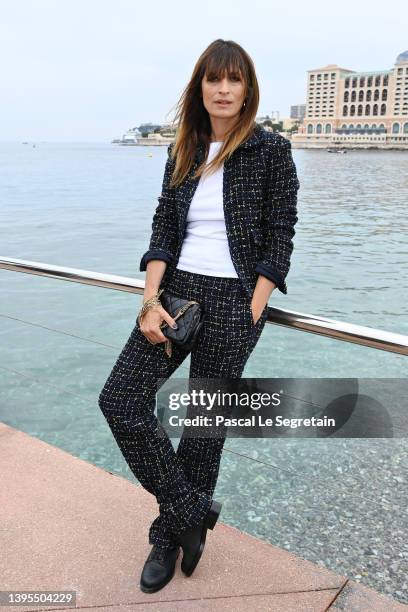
[166,39,260,188]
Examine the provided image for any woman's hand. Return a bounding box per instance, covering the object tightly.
[139,305,178,345]
[250,299,266,325]
[250,276,275,325]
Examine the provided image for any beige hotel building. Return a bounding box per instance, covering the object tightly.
[292,50,408,148]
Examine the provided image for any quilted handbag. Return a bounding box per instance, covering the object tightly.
[159,290,205,358]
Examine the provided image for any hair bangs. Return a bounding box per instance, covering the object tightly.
[203,49,247,84]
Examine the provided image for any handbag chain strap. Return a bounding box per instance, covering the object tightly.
[159,299,199,329]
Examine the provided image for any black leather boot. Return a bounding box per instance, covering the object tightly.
[177,499,222,577]
[139,544,180,593]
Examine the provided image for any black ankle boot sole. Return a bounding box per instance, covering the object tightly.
[180,499,222,577]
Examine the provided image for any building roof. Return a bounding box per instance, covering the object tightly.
[308,64,352,73]
[396,50,408,64]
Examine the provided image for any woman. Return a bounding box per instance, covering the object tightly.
[98,38,300,593]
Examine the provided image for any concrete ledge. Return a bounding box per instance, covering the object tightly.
[0,422,406,611]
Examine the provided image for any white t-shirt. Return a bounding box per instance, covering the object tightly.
[176,141,238,277]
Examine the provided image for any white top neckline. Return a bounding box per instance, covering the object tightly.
[176,139,237,278]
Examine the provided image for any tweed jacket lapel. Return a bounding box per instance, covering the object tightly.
[175,125,266,245]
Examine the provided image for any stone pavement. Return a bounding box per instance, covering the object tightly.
[0,422,406,611]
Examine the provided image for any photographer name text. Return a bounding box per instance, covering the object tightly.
[168,415,336,429]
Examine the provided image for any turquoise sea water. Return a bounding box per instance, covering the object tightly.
[1,142,407,602]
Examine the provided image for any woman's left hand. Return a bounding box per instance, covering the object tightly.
[250,300,266,325]
[250,277,275,325]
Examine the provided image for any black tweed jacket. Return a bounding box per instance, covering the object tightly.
[139,124,300,297]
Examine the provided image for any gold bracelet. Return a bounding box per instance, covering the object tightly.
[137,289,164,326]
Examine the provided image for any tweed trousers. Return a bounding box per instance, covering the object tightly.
[98,267,269,550]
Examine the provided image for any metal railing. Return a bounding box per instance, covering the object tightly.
[1,256,407,356]
[2,255,408,605]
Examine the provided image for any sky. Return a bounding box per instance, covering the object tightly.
[1,0,407,142]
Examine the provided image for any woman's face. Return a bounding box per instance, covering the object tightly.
[201,69,246,122]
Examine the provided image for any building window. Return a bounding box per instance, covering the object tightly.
[382,89,388,101]
[380,103,386,115]
[374,89,380,101]
[352,78,357,88]
[344,91,349,102]
[403,122,408,133]
[316,123,322,134]
[364,124,369,129]
[358,90,364,102]
[373,104,378,116]
[356,124,362,129]
[345,78,350,88]
[342,124,347,129]
[383,75,389,86]
[367,90,372,101]
[359,77,365,87]
[375,75,381,87]
[325,124,332,133]
[343,105,348,116]
[350,105,356,116]
[367,76,373,87]
[358,105,363,116]
[351,90,357,102]
[392,122,400,134]
[365,104,371,115]
[349,124,354,129]
[307,124,313,134]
